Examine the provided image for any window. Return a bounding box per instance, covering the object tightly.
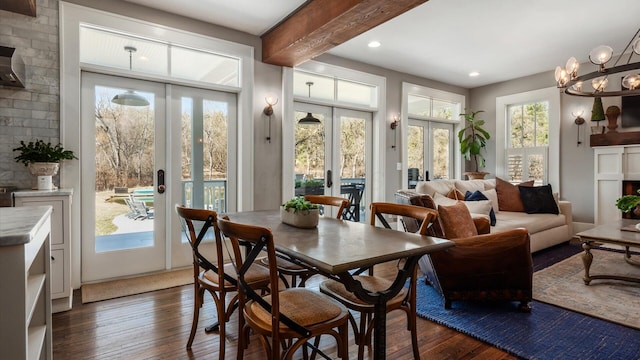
[496,87,560,189]
[506,101,549,184]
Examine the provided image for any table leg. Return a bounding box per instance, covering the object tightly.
[582,241,593,285]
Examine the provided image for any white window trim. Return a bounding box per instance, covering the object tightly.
[60,2,254,287]
[496,87,560,191]
[283,61,386,204]
[401,82,465,186]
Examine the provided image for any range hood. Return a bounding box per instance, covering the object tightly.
[0,46,25,88]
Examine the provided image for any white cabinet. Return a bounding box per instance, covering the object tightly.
[593,145,640,224]
[14,189,73,312]
[0,206,53,360]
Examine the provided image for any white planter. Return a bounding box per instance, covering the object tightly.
[28,163,59,190]
[280,206,319,228]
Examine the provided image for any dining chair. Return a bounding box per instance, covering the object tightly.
[265,195,350,288]
[216,217,350,360]
[175,205,270,359]
[319,202,438,360]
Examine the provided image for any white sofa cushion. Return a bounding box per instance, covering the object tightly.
[433,193,492,220]
[415,180,456,197]
[492,211,567,234]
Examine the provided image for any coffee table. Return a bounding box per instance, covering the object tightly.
[576,219,640,285]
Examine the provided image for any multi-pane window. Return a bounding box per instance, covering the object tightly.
[506,102,549,185]
[407,94,456,120]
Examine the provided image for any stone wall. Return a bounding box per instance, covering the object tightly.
[0,1,60,188]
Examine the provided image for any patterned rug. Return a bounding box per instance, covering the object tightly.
[414,243,640,359]
[533,249,640,330]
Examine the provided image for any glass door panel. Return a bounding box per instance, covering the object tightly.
[171,86,237,268]
[432,124,452,180]
[293,104,331,198]
[81,72,166,282]
[407,120,454,183]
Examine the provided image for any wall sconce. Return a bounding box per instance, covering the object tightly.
[263,95,278,143]
[390,115,400,149]
[573,110,585,146]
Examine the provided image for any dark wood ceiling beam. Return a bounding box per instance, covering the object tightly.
[261,0,428,67]
[0,0,36,17]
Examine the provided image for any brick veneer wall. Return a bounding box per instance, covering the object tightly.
[0,1,60,188]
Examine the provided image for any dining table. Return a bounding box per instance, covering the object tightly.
[221,209,453,360]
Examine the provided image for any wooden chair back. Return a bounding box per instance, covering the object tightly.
[303,195,350,219]
[369,202,438,235]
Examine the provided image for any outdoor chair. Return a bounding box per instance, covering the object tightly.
[263,195,350,288]
[216,217,350,360]
[175,205,270,359]
[341,183,365,222]
[319,202,438,360]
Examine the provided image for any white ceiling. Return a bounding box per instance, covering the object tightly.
[123,0,640,88]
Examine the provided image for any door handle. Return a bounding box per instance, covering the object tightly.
[327,170,333,188]
[157,169,165,193]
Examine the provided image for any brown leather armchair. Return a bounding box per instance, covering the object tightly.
[395,190,533,312]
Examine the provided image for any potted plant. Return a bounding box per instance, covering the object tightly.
[616,189,640,219]
[458,110,490,179]
[13,139,77,190]
[281,196,319,228]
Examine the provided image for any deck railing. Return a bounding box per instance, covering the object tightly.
[182,180,227,213]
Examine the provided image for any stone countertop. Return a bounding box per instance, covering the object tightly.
[0,206,53,246]
[13,188,74,197]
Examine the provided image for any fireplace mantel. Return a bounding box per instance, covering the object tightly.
[590,131,640,146]
[593,145,640,224]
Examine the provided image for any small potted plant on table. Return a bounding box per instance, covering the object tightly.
[13,139,77,190]
[616,189,640,223]
[281,196,319,228]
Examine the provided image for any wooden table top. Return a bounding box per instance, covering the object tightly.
[222,210,453,274]
[576,219,640,246]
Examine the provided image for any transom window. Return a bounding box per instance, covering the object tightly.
[408,94,457,120]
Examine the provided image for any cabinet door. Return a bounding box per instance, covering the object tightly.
[16,199,64,246]
[50,249,65,295]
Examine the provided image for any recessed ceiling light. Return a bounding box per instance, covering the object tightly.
[469,71,480,77]
[368,41,381,48]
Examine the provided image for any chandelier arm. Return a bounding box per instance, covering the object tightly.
[612,27,640,67]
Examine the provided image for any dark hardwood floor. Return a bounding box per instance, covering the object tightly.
[53,262,517,359]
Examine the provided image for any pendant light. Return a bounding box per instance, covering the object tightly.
[111,46,150,107]
[298,82,321,125]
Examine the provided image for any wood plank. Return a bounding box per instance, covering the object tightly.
[261,0,428,67]
[0,0,36,17]
[52,261,516,359]
[590,131,640,146]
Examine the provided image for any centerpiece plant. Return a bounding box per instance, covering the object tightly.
[281,196,319,228]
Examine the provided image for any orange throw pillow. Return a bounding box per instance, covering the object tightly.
[495,177,534,212]
[446,188,465,200]
[437,202,478,239]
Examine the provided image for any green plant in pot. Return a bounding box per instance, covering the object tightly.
[13,139,78,190]
[281,196,319,228]
[458,110,491,179]
[615,189,640,219]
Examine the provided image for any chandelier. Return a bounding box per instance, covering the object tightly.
[554,27,640,97]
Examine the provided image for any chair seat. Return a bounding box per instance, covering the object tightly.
[319,275,407,309]
[248,288,348,330]
[262,256,307,271]
[202,261,270,288]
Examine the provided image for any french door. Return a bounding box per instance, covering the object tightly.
[293,103,371,221]
[81,72,166,281]
[407,119,454,184]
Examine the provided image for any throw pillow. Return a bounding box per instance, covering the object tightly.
[481,188,500,213]
[519,184,560,214]
[446,188,465,200]
[437,202,478,239]
[495,177,534,212]
[433,192,459,207]
[465,190,497,226]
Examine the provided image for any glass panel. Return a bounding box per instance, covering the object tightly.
[532,102,550,146]
[171,47,239,86]
[181,98,193,207]
[340,115,366,222]
[80,26,168,76]
[509,105,523,148]
[93,86,155,252]
[336,80,376,107]
[408,94,431,117]
[522,105,536,148]
[432,127,450,180]
[293,73,334,101]
[294,111,326,196]
[407,125,424,186]
[432,99,455,120]
[202,99,228,212]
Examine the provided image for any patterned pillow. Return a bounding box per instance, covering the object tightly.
[437,202,478,239]
[495,177,534,212]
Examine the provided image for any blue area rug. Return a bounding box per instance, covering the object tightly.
[414,243,640,359]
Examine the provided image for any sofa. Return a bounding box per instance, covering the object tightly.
[396,178,574,253]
